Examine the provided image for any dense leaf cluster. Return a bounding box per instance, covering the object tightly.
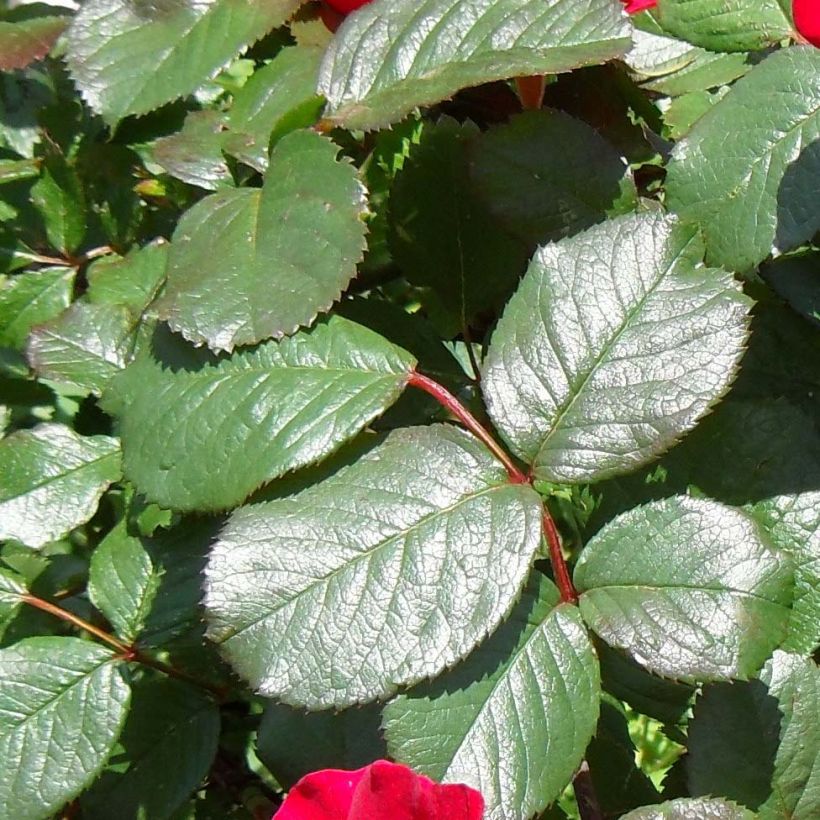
[0,1,818,819]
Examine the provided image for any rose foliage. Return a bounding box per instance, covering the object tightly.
[0,1,818,820]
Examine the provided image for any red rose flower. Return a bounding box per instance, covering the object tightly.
[794,0,820,46]
[272,760,484,820]
[324,0,372,13]
[623,0,657,13]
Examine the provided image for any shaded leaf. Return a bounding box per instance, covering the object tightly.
[102,316,415,511]
[575,496,794,682]
[383,575,600,820]
[157,130,367,351]
[65,0,302,124]
[0,637,130,820]
[31,147,86,255]
[0,424,121,549]
[666,47,820,272]
[760,252,820,327]
[0,266,74,349]
[482,213,751,485]
[204,424,543,708]
[318,0,631,130]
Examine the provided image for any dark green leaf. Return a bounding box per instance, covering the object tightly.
[31,147,87,255]
[0,637,131,820]
[157,130,367,351]
[88,520,161,642]
[257,702,386,789]
[225,45,324,172]
[482,213,751,484]
[666,47,820,272]
[85,241,168,314]
[470,109,637,246]
[81,677,220,820]
[318,0,631,130]
[0,266,75,350]
[0,424,122,549]
[102,316,415,511]
[204,424,543,708]
[65,0,302,124]
[383,575,600,820]
[760,252,820,327]
[575,496,794,682]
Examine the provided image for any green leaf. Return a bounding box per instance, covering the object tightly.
[65,0,302,124]
[0,424,122,549]
[481,213,751,485]
[31,146,87,255]
[388,117,528,330]
[621,797,755,819]
[0,16,67,71]
[152,110,232,191]
[88,520,161,642]
[383,575,600,820]
[666,47,820,272]
[759,651,820,820]
[27,301,139,395]
[686,680,781,809]
[0,569,26,638]
[157,130,368,351]
[257,702,386,789]
[470,109,637,247]
[225,45,325,173]
[0,67,54,159]
[81,677,220,820]
[0,637,131,820]
[318,0,631,130]
[85,241,168,314]
[0,157,40,185]
[0,266,74,349]
[760,252,820,327]
[204,424,543,708]
[641,50,751,96]
[102,316,415,511]
[656,0,793,52]
[575,496,794,682]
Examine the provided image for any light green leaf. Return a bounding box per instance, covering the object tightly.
[656,0,793,52]
[65,0,302,124]
[88,520,161,642]
[666,47,820,272]
[0,267,75,350]
[384,575,600,820]
[81,677,220,820]
[642,50,751,96]
[622,797,755,819]
[152,110,232,191]
[625,27,703,79]
[0,424,122,549]
[225,45,325,172]
[318,0,631,130]
[102,316,415,512]
[481,213,751,485]
[759,651,820,820]
[0,637,131,820]
[0,16,67,71]
[157,130,367,351]
[575,496,794,682]
[204,424,543,708]
[470,109,637,246]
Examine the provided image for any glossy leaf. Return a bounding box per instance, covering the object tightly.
[0,637,131,820]
[0,424,122,549]
[0,267,75,350]
[318,0,631,130]
[204,424,543,708]
[88,520,161,642]
[157,130,368,351]
[470,109,637,246]
[65,0,302,124]
[384,575,600,820]
[482,213,751,484]
[656,0,793,52]
[575,496,794,682]
[225,45,325,172]
[102,316,415,511]
[81,677,220,820]
[622,797,755,819]
[666,47,820,272]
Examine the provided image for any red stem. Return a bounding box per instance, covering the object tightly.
[408,371,528,484]
[542,508,578,604]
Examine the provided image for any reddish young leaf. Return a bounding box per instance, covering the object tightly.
[273,760,484,820]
